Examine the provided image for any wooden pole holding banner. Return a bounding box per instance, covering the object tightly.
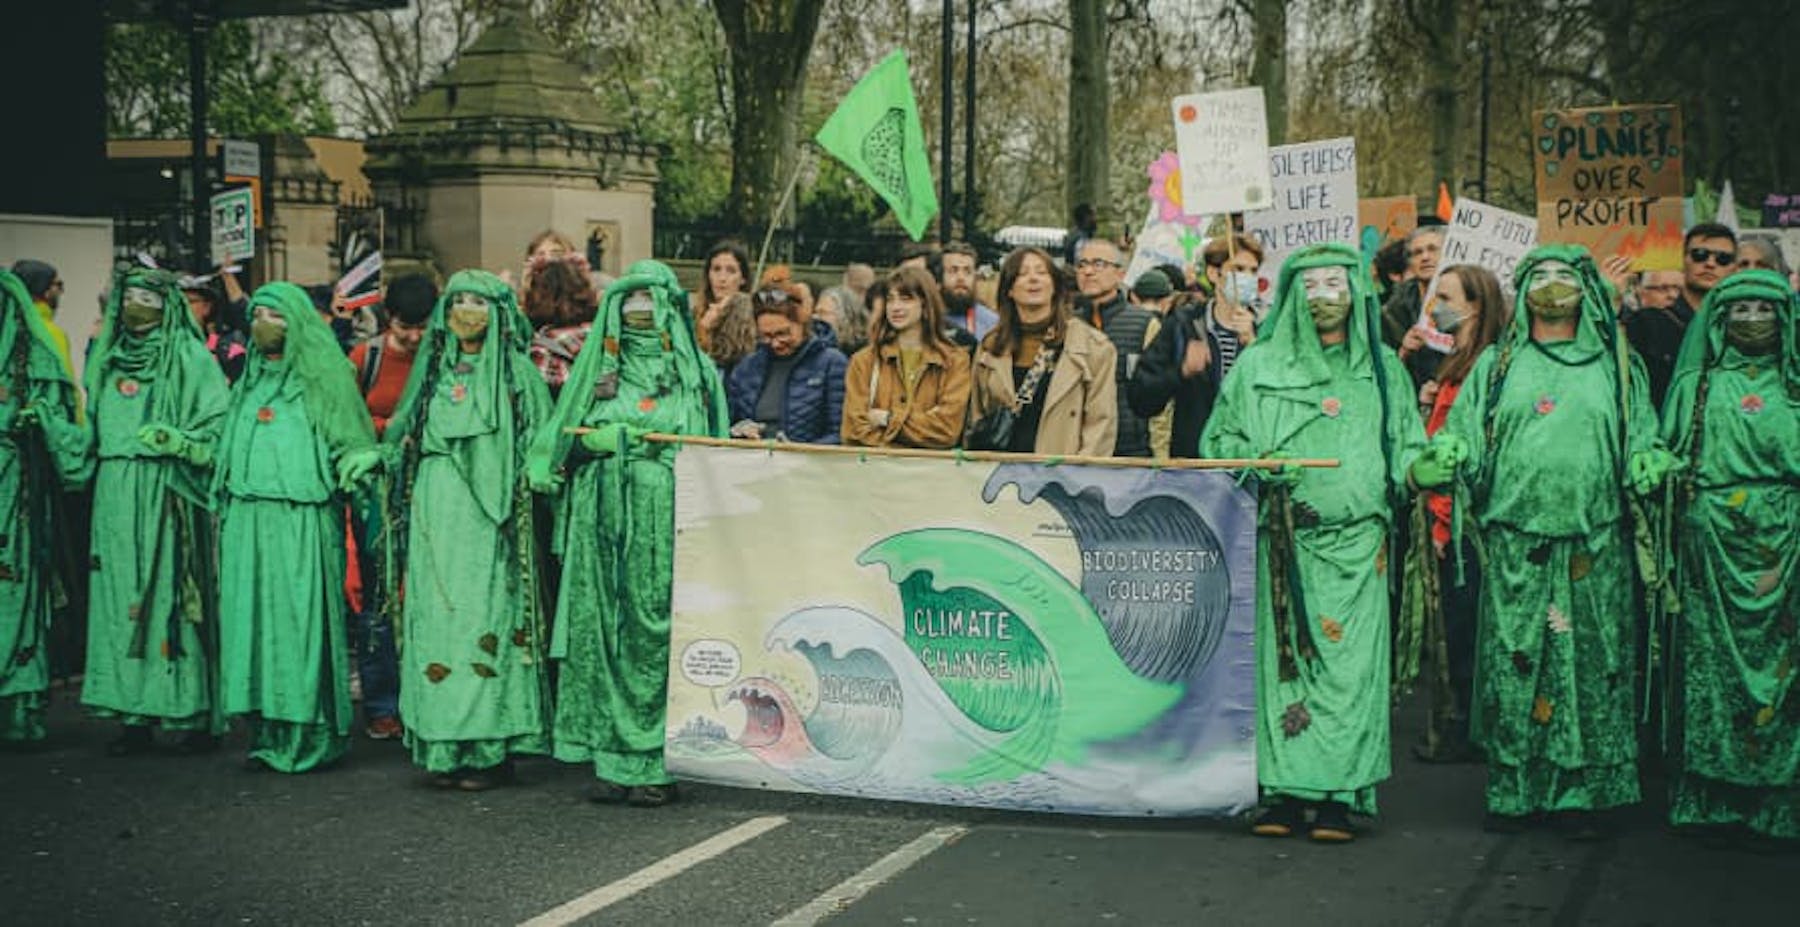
[564,429,1339,470]
[754,145,814,286]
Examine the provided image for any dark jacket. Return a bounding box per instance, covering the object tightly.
[728,335,849,444]
[1081,291,1157,457]
[1128,300,1220,459]
[1624,296,1694,410]
[1380,281,1440,390]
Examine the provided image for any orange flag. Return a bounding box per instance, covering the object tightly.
[1435,182,1454,222]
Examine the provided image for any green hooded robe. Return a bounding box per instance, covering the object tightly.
[1660,269,1800,839]
[384,270,553,774]
[0,270,92,743]
[526,260,728,787]
[215,282,377,771]
[1443,244,1658,816]
[1201,243,1426,815]
[81,267,230,732]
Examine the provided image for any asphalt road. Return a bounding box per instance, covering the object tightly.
[0,685,1786,926]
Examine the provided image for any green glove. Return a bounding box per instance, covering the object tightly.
[336,447,384,492]
[580,423,648,456]
[1629,448,1683,495]
[1428,433,1470,468]
[1410,453,1456,489]
[138,422,190,458]
[524,456,564,494]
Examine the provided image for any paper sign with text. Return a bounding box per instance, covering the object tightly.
[1242,137,1358,291]
[1419,199,1537,352]
[1171,89,1272,216]
[1533,104,1684,270]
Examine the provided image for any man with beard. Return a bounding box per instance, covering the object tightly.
[1435,245,1676,838]
[940,241,998,342]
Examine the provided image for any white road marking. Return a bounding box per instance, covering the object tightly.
[518,815,789,927]
[770,825,970,926]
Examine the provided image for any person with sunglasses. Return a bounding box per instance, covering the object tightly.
[1627,223,1737,409]
[726,284,848,444]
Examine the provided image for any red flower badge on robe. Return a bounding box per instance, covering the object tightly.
[1741,394,1765,415]
[118,378,141,397]
[256,407,275,424]
[1320,397,1342,418]
[1534,394,1555,415]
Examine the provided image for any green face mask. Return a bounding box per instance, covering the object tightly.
[1525,261,1582,322]
[622,291,657,331]
[1299,266,1353,334]
[250,316,287,354]
[447,291,492,342]
[121,285,164,335]
[1725,299,1779,355]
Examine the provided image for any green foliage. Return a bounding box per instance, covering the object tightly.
[106,20,337,138]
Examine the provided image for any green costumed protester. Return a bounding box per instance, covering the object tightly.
[215,282,380,772]
[1200,243,1429,841]
[82,267,231,755]
[384,269,553,790]
[1660,269,1800,842]
[1438,244,1675,835]
[526,260,727,806]
[0,271,92,745]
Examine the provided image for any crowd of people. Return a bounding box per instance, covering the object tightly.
[0,216,1794,845]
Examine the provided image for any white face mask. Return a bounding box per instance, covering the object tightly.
[622,290,656,330]
[1223,271,1259,307]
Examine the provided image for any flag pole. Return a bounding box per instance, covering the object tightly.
[755,144,813,286]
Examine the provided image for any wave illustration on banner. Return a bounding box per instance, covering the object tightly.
[666,452,1258,816]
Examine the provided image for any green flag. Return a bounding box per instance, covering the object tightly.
[814,50,938,241]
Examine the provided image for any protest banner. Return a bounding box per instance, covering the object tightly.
[1242,137,1358,290]
[1171,88,1272,217]
[210,186,255,264]
[1763,194,1800,228]
[1418,198,1537,352]
[1533,104,1683,270]
[665,444,1259,817]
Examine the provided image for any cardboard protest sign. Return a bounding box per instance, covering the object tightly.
[1533,104,1683,271]
[1359,196,1418,246]
[1242,137,1358,290]
[1171,89,1272,216]
[1419,198,1537,352]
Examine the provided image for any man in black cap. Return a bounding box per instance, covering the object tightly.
[9,260,73,377]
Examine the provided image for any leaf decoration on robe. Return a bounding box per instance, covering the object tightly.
[425,662,451,683]
[1527,544,1552,566]
[1726,489,1749,509]
[1531,696,1554,724]
[1375,542,1388,576]
[1569,552,1592,582]
[1546,604,1572,634]
[1320,616,1344,643]
[471,663,499,678]
[1755,706,1776,727]
[1512,651,1533,676]
[512,629,530,648]
[478,633,499,656]
[1280,701,1312,738]
[1754,570,1780,597]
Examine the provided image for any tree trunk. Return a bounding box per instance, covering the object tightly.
[1066,0,1108,229]
[1250,0,1288,145]
[713,0,829,228]
[1425,0,1462,193]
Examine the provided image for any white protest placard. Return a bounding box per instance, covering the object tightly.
[1171,89,1272,216]
[1419,198,1537,352]
[210,186,255,264]
[1242,137,1358,291]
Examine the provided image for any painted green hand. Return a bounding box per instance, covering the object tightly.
[1628,448,1683,496]
[1410,434,1468,489]
[524,455,563,494]
[1257,454,1304,487]
[335,448,384,492]
[138,422,189,458]
[580,422,646,456]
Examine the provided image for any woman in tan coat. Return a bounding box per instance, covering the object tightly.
[968,247,1117,456]
[842,267,972,448]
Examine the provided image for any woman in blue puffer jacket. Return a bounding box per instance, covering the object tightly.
[726,283,848,444]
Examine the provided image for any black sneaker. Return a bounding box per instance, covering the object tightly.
[456,760,516,792]
[1250,798,1305,838]
[586,780,630,804]
[1309,801,1357,843]
[627,783,680,807]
